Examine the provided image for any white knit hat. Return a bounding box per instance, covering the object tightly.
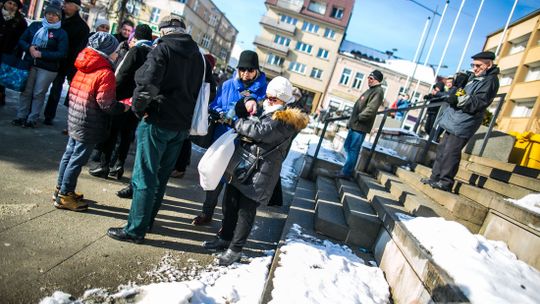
[266,76,295,104]
[94,19,110,31]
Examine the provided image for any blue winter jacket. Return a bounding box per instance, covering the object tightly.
[18,21,68,72]
[209,70,267,139]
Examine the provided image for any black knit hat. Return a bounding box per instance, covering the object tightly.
[433,82,445,91]
[237,50,259,70]
[44,0,62,18]
[471,51,495,60]
[158,15,186,30]
[4,0,23,9]
[64,0,81,6]
[134,24,153,41]
[369,70,383,82]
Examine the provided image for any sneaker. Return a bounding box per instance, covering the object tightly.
[43,118,53,126]
[218,249,242,266]
[202,237,230,251]
[55,192,88,212]
[192,214,212,226]
[52,186,83,201]
[23,120,37,128]
[170,170,185,178]
[420,178,434,185]
[11,118,25,126]
[430,181,452,192]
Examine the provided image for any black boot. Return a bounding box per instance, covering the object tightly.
[89,166,109,178]
[202,237,230,251]
[116,184,133,199]
[109,162,124,180]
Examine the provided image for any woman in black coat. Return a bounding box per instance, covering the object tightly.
[0,0,27,105]
[203,76,309,266]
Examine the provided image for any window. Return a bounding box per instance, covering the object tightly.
[317,48,329,59]
[267,53,285,66]
[186,24,193,34]
[220,48,228,60]
[302,21,319,34]
[510,98,535,117]
[193,0,199,11]
[279,14,298,25]
[201,33,211,48]
[308,1,326,15]
[339,68,351,85]
[289,61,306,74]
[295,42,313,54]
[310,68,323,79]
[209,14,218,26]
[150,7,160,23]
[525,64,540,82]
[177,0,187,3]
[324,28,336,39]
[352,72,364,89]
[508,34,529,55]
[126,1,141,15]
[331,6,344,19]
[500,68,516,86]
[274,35,291,47]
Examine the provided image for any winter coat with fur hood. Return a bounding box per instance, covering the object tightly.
[230,107,309,205]
[68,48,125,144]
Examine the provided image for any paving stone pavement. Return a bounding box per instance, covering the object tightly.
[0,89,290,303]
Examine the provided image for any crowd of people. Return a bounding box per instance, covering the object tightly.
[1,0,500,266]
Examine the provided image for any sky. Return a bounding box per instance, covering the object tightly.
[212,0,540,76]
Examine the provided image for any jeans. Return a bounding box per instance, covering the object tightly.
[341,129,366,176]
[57,137,93,194]
[219,184,258,252]
[124,120,188,238]
[17,67,57,123]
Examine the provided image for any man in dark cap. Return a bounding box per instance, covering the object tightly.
[191,49,266,226]
[421,51,500,191]
[336,70,385,179]
[107,15,215,243]
[43,0,90,125]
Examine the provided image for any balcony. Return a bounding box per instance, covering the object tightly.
[253,36,289,55]
[260,16,296,35]
[261,63,283,75]
[276,0,303,13]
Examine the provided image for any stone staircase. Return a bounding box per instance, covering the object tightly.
[262,148,540,303]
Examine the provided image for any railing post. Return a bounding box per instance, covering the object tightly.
[362,109,388,172]
[413,100,427,133]
[308,119,330,176]
[479,93,506,157]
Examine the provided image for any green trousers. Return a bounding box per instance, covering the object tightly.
[124,120,188,237]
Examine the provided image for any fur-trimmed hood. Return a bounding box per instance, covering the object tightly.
[272,107,309,131]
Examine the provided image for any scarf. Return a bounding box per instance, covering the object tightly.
[262,99,284,116]
[2,8,14,21]
[31,18,61,48]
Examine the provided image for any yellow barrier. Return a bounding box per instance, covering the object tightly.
[509,131,540,169]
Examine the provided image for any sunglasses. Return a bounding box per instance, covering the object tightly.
[239,68,256,73]
[470,63,484,69]
[368,76,375,80]
[267,96,280,102]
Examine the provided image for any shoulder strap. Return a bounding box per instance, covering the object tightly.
[260,136,290,158]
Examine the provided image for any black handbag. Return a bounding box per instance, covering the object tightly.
[225,137,289,185]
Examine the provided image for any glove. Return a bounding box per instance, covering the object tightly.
[447,94,459,109]
[453,72,469,89]
[209,109,223,122]
[234,97,250,119]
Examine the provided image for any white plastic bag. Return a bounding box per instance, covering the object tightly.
[198,129,238,190]
[190,53,210,136]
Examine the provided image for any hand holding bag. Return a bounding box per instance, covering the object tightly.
[197,129,238,190]
[0,53,31,92]
[190,52,210,136]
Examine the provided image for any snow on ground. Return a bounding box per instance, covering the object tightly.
[505,193,540,217]
[40,253,272,304]
[397,214,540,304]
[270,224,390,304]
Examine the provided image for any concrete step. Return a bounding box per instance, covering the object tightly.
[336,178,381,249]
[460,159,540,192]
[396,167,488,226]
[314,176,348,241]
[355,173,470,303]
[377,170,481,233]
[464,153,540,179]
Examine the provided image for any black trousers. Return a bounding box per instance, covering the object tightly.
[430,132,469,188]
[219,184,257,252]
[99,111,139,168]
[44,67,76,121]
[174,138,192,172]
[202,181,224,217]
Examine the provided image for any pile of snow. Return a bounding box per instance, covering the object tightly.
[270,224,390,304]
[505,193,540,216]
[40,254,272,304]
[397,214,540,304]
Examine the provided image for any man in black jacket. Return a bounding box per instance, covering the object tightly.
[43,0,90,125]
[107,16,214,243]
[422,51,500,191]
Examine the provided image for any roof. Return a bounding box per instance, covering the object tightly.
[374,59,435,84]
[339,40,399,63]
[487,8,540,37]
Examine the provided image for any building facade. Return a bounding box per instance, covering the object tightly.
[483,9,540,133]
[256,0,355,112]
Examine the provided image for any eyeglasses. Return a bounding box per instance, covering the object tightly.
[470,63,484,69]
[239,68,256,73]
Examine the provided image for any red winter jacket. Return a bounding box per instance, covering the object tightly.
[68,48,125,144]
